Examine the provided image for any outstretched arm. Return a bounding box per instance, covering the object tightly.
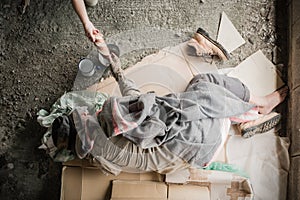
[110,54,141,96]
[71,0,101,42]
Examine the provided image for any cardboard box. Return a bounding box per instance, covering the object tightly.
[60,166,164,200]
[61,166,210,200]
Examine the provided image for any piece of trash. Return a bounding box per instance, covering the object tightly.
[217,12,245,53]
[175,32,182,37]
[7,163,14,170]
[21,0,30,14]
[78,58,95,77]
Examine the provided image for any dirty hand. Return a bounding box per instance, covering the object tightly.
[84,21,101,42]
[94,32,111,57]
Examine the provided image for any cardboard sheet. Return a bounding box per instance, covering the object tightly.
[227,50,285,96]
[225,50,289,200]
[217,12,246,53]
[226,132,290,200]
[165,168,253,200]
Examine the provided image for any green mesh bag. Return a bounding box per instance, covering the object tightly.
[204,161,249,178]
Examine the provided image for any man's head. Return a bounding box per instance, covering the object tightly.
[51,114,77,162]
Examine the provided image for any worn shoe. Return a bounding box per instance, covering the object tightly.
[187,27,230,61]
[239,112,281,138]
[84,0,98,7]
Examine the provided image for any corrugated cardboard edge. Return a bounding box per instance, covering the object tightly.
[110,180,210,200]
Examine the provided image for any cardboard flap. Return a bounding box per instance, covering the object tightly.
[60,166,82,200]
[110,180,167,200]
[217,11,245,53]
[227,50,285,96]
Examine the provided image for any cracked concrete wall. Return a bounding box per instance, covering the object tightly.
[288,0,300,199]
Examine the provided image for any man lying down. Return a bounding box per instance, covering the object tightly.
[38,28,288,176]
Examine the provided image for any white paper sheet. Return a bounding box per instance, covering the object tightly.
[227,50,285,96]
[217,12,246,53]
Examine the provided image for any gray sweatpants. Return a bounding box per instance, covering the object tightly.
[118,72,250,102]
[188,73,250,102]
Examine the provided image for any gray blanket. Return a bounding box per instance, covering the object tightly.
[98,79,254,168]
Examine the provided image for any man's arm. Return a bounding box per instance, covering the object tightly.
[71,0,101,42]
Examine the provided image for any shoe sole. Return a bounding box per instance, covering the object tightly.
[196,27,230,60]
[241,114,281,138]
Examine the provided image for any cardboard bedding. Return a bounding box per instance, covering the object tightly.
[58,11,289,199]
[80,41,289,200]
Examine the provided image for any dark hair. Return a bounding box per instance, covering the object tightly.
[52,115,77,153]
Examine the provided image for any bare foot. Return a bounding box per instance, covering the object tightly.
[258,86,289,114]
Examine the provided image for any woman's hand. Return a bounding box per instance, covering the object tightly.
[84,21,101,42]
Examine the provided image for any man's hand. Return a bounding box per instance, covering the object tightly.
[94,31,111,57]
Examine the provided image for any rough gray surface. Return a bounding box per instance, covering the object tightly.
[289,156,300,200]
[288,0,300,199]
[0,0,288,199]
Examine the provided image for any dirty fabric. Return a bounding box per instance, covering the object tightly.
[38,73,254,171]
[74,111,191,175]
[37,90,108,162]
[98,73,254,167]
[37,90,108,127]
